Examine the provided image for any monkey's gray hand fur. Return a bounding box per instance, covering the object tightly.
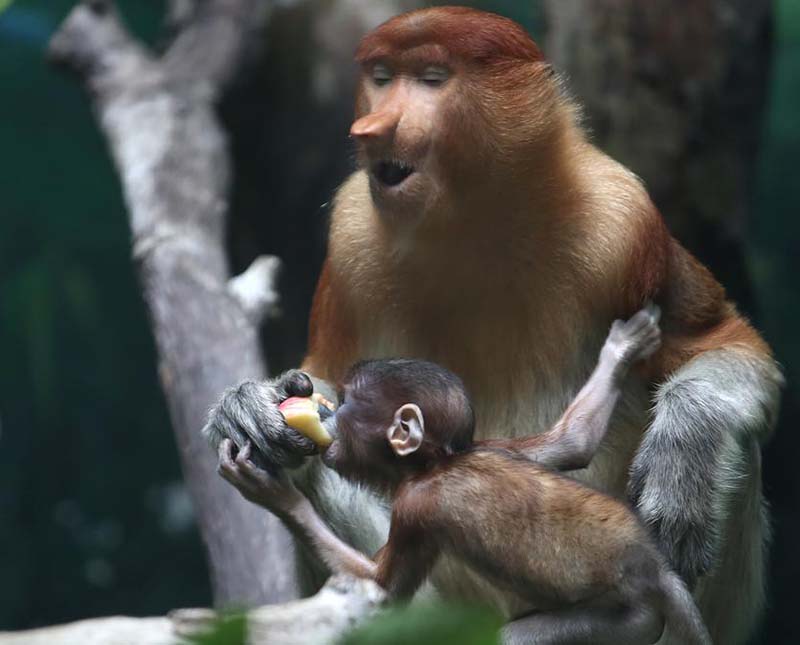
[627,349,782,590]
[203,370,319,471]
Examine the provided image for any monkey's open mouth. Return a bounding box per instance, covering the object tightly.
[373,160,415,187]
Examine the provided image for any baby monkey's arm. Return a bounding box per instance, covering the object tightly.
[483,304,661,471]
[218,440,436,599]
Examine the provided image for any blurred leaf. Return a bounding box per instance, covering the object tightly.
[0,0,15,15]
[338,601,502,645]
[188,613,247,645]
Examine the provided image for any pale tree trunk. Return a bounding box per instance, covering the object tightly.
[543,0,772,310]
[48,0,298,608]
[0,576,384,645]
[46,0,419,613]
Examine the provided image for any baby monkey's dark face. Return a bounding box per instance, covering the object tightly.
[322,377,405,491]
[321,359,475,492]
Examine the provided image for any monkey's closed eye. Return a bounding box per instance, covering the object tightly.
[420,66,449,87]
[371,64,394,87]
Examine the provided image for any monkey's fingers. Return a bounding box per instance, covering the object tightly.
[623,304,661,334]
[218,439,250,489]
[237,441,252,463]
[276,370,315,400]
[218,438,237,471]
[635,329,662,361]
[232,442,304,510]
[268,425,319,459]
[641,301,661,324]
[218,442,270,504]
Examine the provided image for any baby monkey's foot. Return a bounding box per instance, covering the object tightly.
[602,303,662,369]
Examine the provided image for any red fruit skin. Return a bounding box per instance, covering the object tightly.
[279,396,312,412]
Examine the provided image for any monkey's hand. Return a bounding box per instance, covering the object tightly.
[217,439,305,516]
[203,370,319,471]
[600,303,661,374]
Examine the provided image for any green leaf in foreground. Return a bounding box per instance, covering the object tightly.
[339,601,502,645]
[187,613,247,645]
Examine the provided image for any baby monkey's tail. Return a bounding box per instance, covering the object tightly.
[659,569,712,645]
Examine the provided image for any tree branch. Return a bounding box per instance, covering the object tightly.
[0,575,385,645]
[163,0,272,95]
[48,0,297,606]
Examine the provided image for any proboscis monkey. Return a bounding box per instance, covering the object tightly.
[219,306,711,644]
[204,7,782,644]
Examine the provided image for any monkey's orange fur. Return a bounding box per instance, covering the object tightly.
[300,5,775,638]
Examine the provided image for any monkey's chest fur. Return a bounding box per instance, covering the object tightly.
[357,303,651,616]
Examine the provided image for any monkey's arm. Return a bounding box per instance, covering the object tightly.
[278,513,435,601]
[373,502,439,601]
[287,499,378,580]
[629,340,782,587]
[483,304,661,471]
[217,439,378,580]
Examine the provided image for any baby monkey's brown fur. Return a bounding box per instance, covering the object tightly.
[219,305,710,645]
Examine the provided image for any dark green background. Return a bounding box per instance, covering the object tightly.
[0,0,797,642]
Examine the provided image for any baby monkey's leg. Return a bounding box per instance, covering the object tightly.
[502,602,664,645]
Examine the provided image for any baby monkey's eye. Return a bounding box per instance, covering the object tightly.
[419,65,449,87]
[371,64,394,87]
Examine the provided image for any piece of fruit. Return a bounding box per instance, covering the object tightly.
[279,396,333,448]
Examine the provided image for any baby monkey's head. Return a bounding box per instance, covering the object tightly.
[322,359,475,491]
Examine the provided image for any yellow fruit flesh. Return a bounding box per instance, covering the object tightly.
[280,397,333,448]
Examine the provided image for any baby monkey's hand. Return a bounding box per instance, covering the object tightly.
[601,303,662,372]
[217,439,305,517]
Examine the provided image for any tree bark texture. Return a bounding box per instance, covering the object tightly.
[0,576,384,645]
[543,0,773,311]
[47,0,422,609]
[48,0,295,607]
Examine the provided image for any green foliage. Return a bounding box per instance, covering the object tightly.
[339,602,502,645]
[751,0,800,376]
[188,613,247,645]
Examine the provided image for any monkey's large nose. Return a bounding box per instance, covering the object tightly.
[350,110,400,140]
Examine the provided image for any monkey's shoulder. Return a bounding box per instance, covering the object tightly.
[394,449,571,520]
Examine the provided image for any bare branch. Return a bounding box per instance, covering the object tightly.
[228,255,283,324]
[47,1,156,100]
[0,575,385,645]
[165,0,199,34]
[163,0,271,95]
[47,0,430,612]
[48,0,295,606]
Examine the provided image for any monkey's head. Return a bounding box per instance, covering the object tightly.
[322,359,475,491]
[351,7,560,227]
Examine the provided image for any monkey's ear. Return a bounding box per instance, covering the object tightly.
[387,404,424,457]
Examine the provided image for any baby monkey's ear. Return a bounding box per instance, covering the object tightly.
[387,404,424,457]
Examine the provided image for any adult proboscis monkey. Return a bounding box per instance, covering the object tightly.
[204,7,782,644]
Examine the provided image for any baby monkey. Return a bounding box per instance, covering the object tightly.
[218,305,711,645]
